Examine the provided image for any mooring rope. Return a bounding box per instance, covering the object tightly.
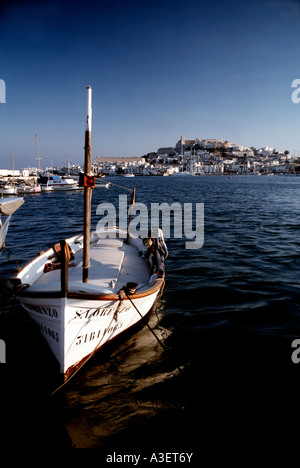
[122,282,183,376]
[106,180,133,192]
[122,283,168,353]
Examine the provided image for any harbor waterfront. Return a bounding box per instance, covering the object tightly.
[0,174,300,453]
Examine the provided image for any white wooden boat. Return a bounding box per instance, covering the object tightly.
[0,197,24,253]
[8,228,167,380]
[0,184,17,195]
[8,87,167,382]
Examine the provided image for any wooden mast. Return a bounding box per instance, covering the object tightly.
[83,86,92,283]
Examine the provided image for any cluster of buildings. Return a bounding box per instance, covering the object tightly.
[2,136,299,178]
[91,136,299,176]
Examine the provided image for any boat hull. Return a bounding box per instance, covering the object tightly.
[9,229,166,381]
[44,183,78,191]
[0,187,17,195]
[17,186,41,194]
[39,175,79,191]
[19,289,160,380]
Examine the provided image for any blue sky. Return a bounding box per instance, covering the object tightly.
[1,0,300,168]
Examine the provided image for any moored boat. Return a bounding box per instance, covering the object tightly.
[8,87,167,382]
[17,183,41,194]
[0,197,24,253]
[0,184,17,195]
[38,175,79,191]
[0,152,18,195]
[8,227,167,380]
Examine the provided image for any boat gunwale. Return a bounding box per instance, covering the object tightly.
[8,229,165,300]
[11,276,164,300]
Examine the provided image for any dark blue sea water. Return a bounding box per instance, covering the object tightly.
[1,175,300,457]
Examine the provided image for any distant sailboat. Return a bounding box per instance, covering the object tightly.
[35,134,42,174]
[0,152,17,195]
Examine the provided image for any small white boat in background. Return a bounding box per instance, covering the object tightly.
[0,197,24,253]
[38,175,79,191]
[122,167,135,177]
[0,152,18,195]
[0,184,18,195]
[17,184,41,194]
[95,179,110,188]
[171,171,192,176]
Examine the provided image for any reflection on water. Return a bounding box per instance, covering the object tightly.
[64,306,182,448]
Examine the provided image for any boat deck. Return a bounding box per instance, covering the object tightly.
[27,237,151,294]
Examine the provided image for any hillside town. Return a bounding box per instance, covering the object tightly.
[91,136,299,177]
[1,136,300,179]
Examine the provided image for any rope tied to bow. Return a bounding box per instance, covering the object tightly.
[118,282,167,353]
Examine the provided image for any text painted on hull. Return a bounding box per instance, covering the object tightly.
[37,322,59,342]
[26,304,59,318]
[74,307,131,320]
[76,321,123,346]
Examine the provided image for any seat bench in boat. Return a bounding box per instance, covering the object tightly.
[26,237,150,294]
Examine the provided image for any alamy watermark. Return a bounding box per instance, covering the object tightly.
[0,339,6,363]
[96,195,204,249]
[291,339,300,363]
[291,79,300,103]
[0,79,6,103]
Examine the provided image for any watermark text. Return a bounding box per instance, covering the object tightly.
[0,79,6,103]
[96,195,204,249]
[0,339,6,363]
[105,452,193,464]
[291,79,300,103]
[291,339,300,363]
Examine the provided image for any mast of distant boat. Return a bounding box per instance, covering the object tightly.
[82,86,92,283]
[35,134,41,173]
[11,151,15,189]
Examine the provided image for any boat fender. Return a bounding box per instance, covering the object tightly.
[149,273,158,283]
[53,242,74,261]
[152,243,164,278]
